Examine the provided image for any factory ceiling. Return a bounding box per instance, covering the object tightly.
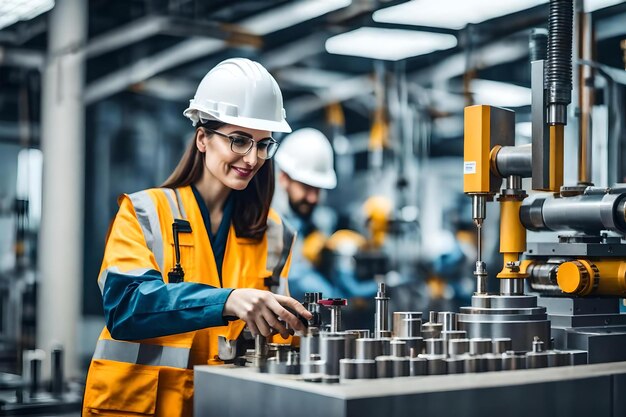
[1,0,626,145]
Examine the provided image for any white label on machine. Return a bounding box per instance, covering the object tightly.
[464,161,476,174]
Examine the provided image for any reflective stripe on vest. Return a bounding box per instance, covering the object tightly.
[93,339,191,369]
[128,191,164,272]
[98,267,152,295]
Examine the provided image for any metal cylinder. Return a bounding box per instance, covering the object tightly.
[422,322,443,339]
[484,353,503,372]
[472,195,487,222]
[425,338,445,355]
[426,355,447,375]
[495,145,532,178]
[304,292,322,327]
[320,336,346,381]
[526,351,549,369]
[438,312,457,332]
[470,338,492,355]
[547,350,570,367]
[393,312,422,337]
[355,338,383,360]
[521,188,626,234]
[529,28,548,62]
[354,359,376,379]
[397,337,424,356]
[390,340,407,358]
[339,359,357,380]
[374,283,390,338]
[500,278,525,296]
[376,356,394,378]
[464,355,483,373]
[492,338,513,354]
[51,345,64,397]
[392,357,410,377]
[428,311,439,323]
[502,351,526,370]
[380,337,392,356]
[545,0,573,112]
[410,356,428,376]
[446,357,466,374]
[442,331,466,356]
[448,339,470,357]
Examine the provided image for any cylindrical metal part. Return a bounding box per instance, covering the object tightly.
[508,175,523,190]
[374,283,390,339]
[529,28,548,62]
[475,260,488,294]
[472,195,487,221]
[520,190,626,234]
[397,337,424,356]
[354,359,376,379]
[390,340,407,358]
[464,355,483,373]
[347,329,370,338]
[335,331,358,359]
[545,0,574,120]
[483,353,503,372]
[492,338,513,354]
[380,337,392,356]
[500,278,525,296]
[392,357,410,377]
[438,312,457,331]
[502,351,526,370]
[428,311,439,324]
[470,338,492,355]
[376,356,394,378]
[422,322,443,339]
[51,346,64,397]
[527,262,561,294]
[304,292,323,327]
[426,355,447,375]
[446,356,466,374]
[526,351,549,369]
[547,350,570,367]
[494,145,532,178]
[330,307,341,333]
[448,339,470,357]
[442,331,466,356]
[29,356,41,397]
[393,312,422,337]
[425,338,444,355]
[320,336,346,380]
[339,359,357,380]
[410,356,428,376]
[303,356,324,382]
[355,338,384,360]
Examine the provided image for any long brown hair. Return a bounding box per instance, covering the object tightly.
[161,120,274,240]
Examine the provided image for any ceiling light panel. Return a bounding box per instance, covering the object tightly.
[374,0,547,29]
[0,0,54,30]
[325,27,457,61]
[240,0,351,36]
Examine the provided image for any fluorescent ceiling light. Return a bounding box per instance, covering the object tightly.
[585,0,625,12]
[471,79,531,107]
[0,0,54,30]
[374,0,547,30]
[325,28,457,61]
[240,0,351,35]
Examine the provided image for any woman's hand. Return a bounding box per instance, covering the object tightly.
[223,289,312,338]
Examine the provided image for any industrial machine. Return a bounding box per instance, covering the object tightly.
[195,1,626,416]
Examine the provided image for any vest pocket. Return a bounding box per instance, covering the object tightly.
[84,359,158,415]
[169,241,195,283]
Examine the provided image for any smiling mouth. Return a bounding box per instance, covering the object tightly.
[231,166,253,177]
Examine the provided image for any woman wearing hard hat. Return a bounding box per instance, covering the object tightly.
[82,58,311,417]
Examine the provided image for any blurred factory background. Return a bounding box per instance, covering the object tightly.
[0,0,626,413]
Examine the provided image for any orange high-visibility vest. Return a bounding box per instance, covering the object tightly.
[82,186,294,417]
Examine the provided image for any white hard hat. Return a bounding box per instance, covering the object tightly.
[275,128,337,189]
[183,58,291,133]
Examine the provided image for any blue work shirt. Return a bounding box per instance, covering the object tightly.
[102,187,235,341]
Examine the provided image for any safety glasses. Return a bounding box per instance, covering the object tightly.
[203,128,279,160]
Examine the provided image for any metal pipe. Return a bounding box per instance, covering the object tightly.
[500,278,525,295]
[520,188,626,234]
[494,145,532,178]
[374,283,390,339]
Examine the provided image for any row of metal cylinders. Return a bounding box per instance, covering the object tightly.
[299,331,587,382]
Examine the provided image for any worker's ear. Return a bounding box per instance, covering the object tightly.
[196,128,207,153]
[278,171,290,188]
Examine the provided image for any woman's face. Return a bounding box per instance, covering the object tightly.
[196,124,271,191]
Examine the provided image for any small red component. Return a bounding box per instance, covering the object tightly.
[317,298,348,306]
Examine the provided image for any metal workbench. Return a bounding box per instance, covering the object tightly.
[195,362,626,417]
